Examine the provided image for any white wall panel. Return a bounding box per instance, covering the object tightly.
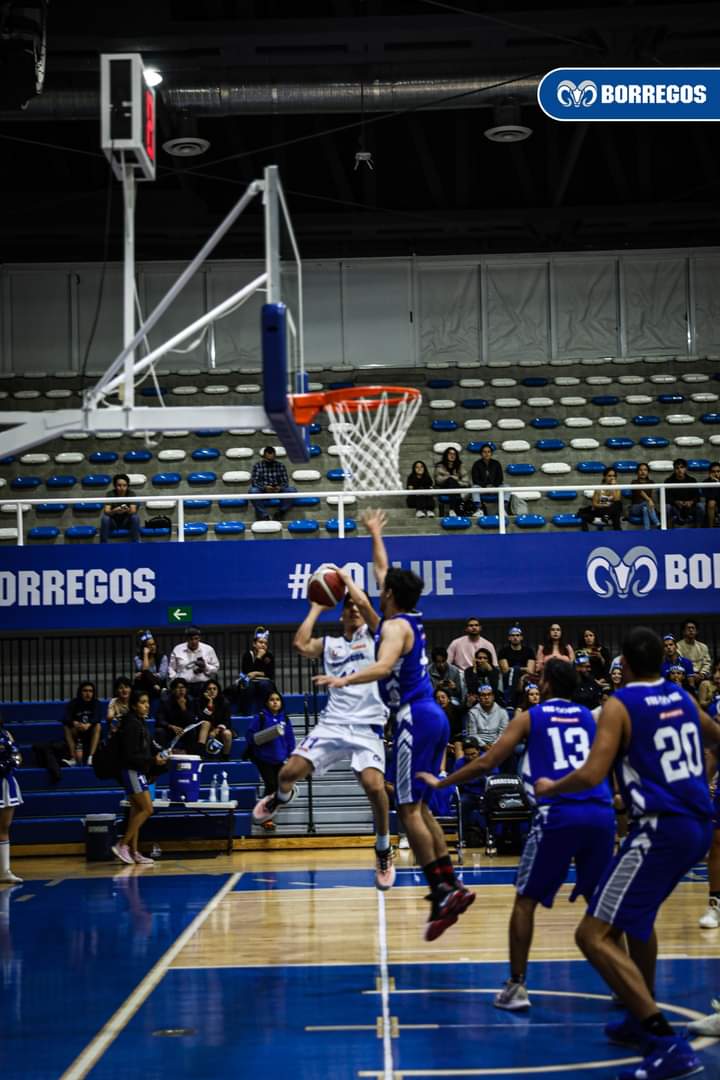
[552,258,618,357]
[692,254,720,353]
[7,269,72,373]
[417,265,480,364]
[622,256,687,354]
[341,262,412,368]
[486,262,549,361]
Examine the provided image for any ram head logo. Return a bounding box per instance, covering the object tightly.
[556,79,598,108]
[586,545,658,599]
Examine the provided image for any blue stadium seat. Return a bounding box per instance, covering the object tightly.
[187,472,217,486]
[294,496,321,507]
[108,528,129,538]
[194,428,225,437]
[191,447,221,461]
[46,475,77,489]
[552,513,582,527]
[427,378,454,389]
[74,502,103,512]
[37,503,67,514]
[467,440,496,453]
[535,438,566,451]
[29,526,60,540]
[140,385,168,397]
[65,525,97,539]
[441,515,472,529]
[123,449,153,464]
[658,393,685,404]
[475,515,499,529]
[308,422,322,435]
[548,489,577,500]
[522,377,549,387]
[461,398,489,409]
[592,395,620,407]
[639,435,670,448]
[632,415,661,426]
[184,522,208,536]
[10,476,41,489]
[185,499,211,510]
[140,525,171,538]
[576,461,606,473]
[605,437,635,450]
[480,492,498,503]
[152,472,182,486]
[309,445,322,458]
[613,460,640,473]
[328,380,354,390]
[531,418,560,429]
[288,519,319,533]
[214,521,246,535]
[0,456,16,464]
[431,419,459,431]
[688,459,711,471]
[82,474,111,488]
[327,468,345,481]
[506,463,535,475]
[515,513,546,528]
[325,518,357,533]
[701,412,720,424]
[89,450,118,464]
[219,498,248,509]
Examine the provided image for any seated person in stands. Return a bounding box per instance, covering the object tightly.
[452,736,492,846]
[249,446,297,522]
[470,443,506,517]
[630,462,659,529]
[464,685,509,752]
[702,661,720,718]
[498,625,536,708]
[667,663,693,694]
[676,619,712,686]
[604,661,624,700]
[155,677,198,751]
[465,648,501,703]
[428,646,465,706]
[405,460,436,519]
[100,473,140,543]
[195,677,235,761]
[133,630,169,703]
[535,623,574,674]
[168,626,220,698]
[703,461,720,527]
[661,633,696,689]
[112,690,167,866]
[63,681,103,766]
[433,687,464,759]
[244,690,296,831]
[576,628,610,685]
[107,676,132,734]
[664,457,704,528]
[573,653,604,711]
[433,446,471,517]
[518,680,541,711]
[235,627,277,713]
[579,466,622,531]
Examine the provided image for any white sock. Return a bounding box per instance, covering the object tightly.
[0,841,9,874]
[276,787,292,803]
[376,834,390,851]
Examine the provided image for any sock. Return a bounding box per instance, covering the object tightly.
[275,787,292,803]
[510,972,526,984]
[422,858,446,894]
[641,1012,674,1038]
[375,834,391,852]
[0,841,9,874]
[437,854,458,887]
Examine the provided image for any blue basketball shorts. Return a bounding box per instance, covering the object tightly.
[394,699,449,806]
[516,801,615,909]
[121,769,150,796]
[588,813,713,941]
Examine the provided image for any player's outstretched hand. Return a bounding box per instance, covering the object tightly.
[314,674,347,689]
[416,770,441,789]
[360,507,387,534]
[534,777,554,797]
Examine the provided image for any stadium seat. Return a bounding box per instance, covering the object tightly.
[292,469,321,482]
[570,437,600,450]
[613,460,640,473]
[163,430,190,438]
[214,521,246,535]
[29,526,60,540]
[496,398,522,408]
[326,495,357,507]
[461,398,490,409]
[123,449,153,463]
[10,476,41,490]
[192,447,221,461]
[688,459,711,471]
[46,388,73,399]
[184,522,208,536]
[701,412,720,424]
[325,518,357,533]
[560,396,587,407]
[309,445,322,458]
[515,513,546,528]
[682,373,709,382]
[327,445,342,457]
[626,395,653,405]
[294,497,321,507]
[466,440,495,453]
[170,385,199,396]
[535,439,566,451]
[431,419,459,431]
[691,392,719,403]
[235,384,262,394]
[185,499,211,510]
[13,389,40,399]
[54,452,84,464]
[308,422,322,435]
[152,472,182,486]
[541,462,571,474]
[74,501,103,513]
[527,397,554,408]
[649,373,676,384]
[81,474,111,488]
[219,498,248,509]
[327,468,345,482]
[65,525,96,539]
[576,461,606,474]
[288,519,319,533]
[667,413,695,425]
[592,395,620,407]
[20,453,50,465]
[531,417,560,429]
[251,520,282,534]
[500,440,531,453]
[140,525,171,538]
[187,471,217,485]
[658,394,685,404]
[226,447,253,459]
[522,377,548,387]
[649,460,673,472]
[459,379,485,388]
[548,489,577,500]
[675,436,705,447]
[0,528,18,540]
[552,513,582,527]
[429,399,456,410]
[126,473,146,487]
[586,375,613,385]
[158,449,186,462]
[605,437,634,450]
[46,475,77,489]
[62,432,90,441]
[565,417,593,428]
[639,435,669,448]
[440,515,472,529]
[427,379,454,389]
[506,463,535,475]
[618,374,646,385]
[490,377,517,387]
[36,503,67,514]
[497,418,525,430]
[203,384,230,395]
[474,514,499,528]
[433,441,462,454]
[598,416,627,427]
[89,451,118,465]
[632,415,661,426]
[464,419,493,431]
[554,376,581,386]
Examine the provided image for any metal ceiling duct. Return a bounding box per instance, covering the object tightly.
[2,74,540,120]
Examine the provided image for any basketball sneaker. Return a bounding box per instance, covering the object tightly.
[494,978,531,1011]
[687,1001,720,1036]
[605,1013,650,1051]
[111,843,135,866]
[0,870,23,884]
[424,884,476,941]
[374,847,396,891]
[132,851,155,865]
[617,1035,703,1080]
[698,897,720,928]
[252,786,297,824]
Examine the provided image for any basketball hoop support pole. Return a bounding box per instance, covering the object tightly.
[121,154,136,412]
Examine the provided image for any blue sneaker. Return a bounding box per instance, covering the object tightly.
[617,1035,704,1080]
[605,1013,650,1051]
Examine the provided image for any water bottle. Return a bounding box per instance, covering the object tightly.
[220,771,230,803]
[209,776,218,803]
[151,843,162,859]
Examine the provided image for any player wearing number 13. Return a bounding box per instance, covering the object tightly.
[535,626,719,1080]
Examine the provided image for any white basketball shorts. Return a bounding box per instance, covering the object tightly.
[293,722,385,778]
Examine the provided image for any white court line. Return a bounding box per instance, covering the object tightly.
[60,871,241,1080]
[376,889,394,1080]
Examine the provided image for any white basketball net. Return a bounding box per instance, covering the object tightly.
[324,390,422,493]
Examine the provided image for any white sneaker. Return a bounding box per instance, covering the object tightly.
[112,843,135,866]
[494,978,531,1010]
[61,758,76,767]
[374,847,396,891]
[699,897,720,928]
[688,1006,720,1036]
[426,511,435,518]
[86,755,93,766]
[398,836,410,850]
[132,851,155,865]
[0,870,23,885]
[447,510,457,518]
[415,510,425,518]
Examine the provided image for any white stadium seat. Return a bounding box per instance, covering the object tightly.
[147,499,177,511]
[158,449,186,462]
[710,434,720,446]
[429,399,456,409]
[327,494,357,505]
[130,431,155,439]
[459,379,485,388]
[171,386,199,396]
[554,376,581,385]
[517,359,544,367]
[308,382,323,392]
[501,440,531,452]
[222,470,251,483]
[681,373,709,383]
[327,445,342,456]
[649,460,673,472]
[226,447,253,459]
[514,489,542,500]
[292,469,321,482]
[497,418,525,430]
[46,388,73,399]
[691,392,719,403]
[618,375,645,385]
[549,358,575,366]
[251,520,282,533]
[490,378,517,387]
[95,432,123,440]
[565,416,593,427]
[228,428,257,436]
[13,389,40,399]
[63,432,89,441]
[55,452,84,464]
[163,430,190,438]
[433,441,462,454]
[598,416,627,426]
[586,375,613,385]
[560,396,587,406]
[570,437,600,450]
[203,384,230,395]
[0,528,19,540]
[674,436,704,447]
[126,473,147,486]
[643,356,671,364]
[541,462,572,474]
[234,384,261,393]
[20,453,50,464]
[1,502,30,513]
[496,398,522,408]
[527,397,554,408]
[463,419,493,430]
[650,374,676,384]
[456,360,479,369]
[667,414,695,424]
[626,395,653,405]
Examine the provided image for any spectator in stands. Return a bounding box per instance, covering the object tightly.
[448,616,498,669]
[667,664,692,692]
[245,690,296,830]
[433,687,464,757]
[665,458,703,528]
[573,653,604,711]
[428,646,466,707]
[518,681,541,711]
[236,627,277,713]
[405,460,436,519]
[579,466,622,531]
[661,634,695,686]
[464,685,509,750]
[702,661,720,717]
[471,443,506,518]
[249,446,297,522]
[535,623,574,674]
[63,681,103,766]
[630,462,659,529]
[107,676,132,734]
[155,677,197,752]
[676,619,712,683]
[112,690,167,865]
[133,630,169,703]
[100,473,140,543]
[0,713,23,883]
[195,676,234,760]
[452,736,490,846]
[465,648,501,703]
[601,661,624,703]
[433,446,470,517]
[498,625,536,707]
[703,462,720,527]
[577,628,610,684]
[168,626,219,697]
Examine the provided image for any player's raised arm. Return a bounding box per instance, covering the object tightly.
[315,618,407,689]
[419,710,532,790]
[293,602,327,660]
[361,508,389,591]
[535,695,627,798]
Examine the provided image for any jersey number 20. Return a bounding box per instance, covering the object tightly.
[548,725,591,770]
[654,722,703,783]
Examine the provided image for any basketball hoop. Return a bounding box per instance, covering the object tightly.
[291,385,422,492]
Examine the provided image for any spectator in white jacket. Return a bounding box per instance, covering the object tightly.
[463,685,509,749]
[168,626,220,698]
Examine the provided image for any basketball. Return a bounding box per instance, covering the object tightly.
[307,564,346,607]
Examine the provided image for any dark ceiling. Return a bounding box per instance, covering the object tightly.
[2,0,720,262]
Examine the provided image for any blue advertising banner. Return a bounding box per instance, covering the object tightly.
[1,532,719,631]
[538,68,720,122]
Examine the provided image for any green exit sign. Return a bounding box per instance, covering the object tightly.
[168,605,193,624]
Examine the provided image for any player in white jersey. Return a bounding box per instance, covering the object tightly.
[253,567,395,890]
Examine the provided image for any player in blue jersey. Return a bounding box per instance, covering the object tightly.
[315,509,475,940]
[419,657,615,1010]
[535,626,719,1080]
[0,720,23,885]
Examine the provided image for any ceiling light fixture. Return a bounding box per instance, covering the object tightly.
[162,136,210,157]
[484,104,532,144]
